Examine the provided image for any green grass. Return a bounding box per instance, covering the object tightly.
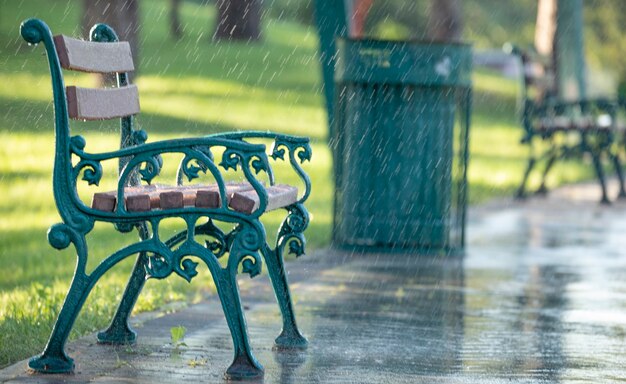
[0,0,598,368]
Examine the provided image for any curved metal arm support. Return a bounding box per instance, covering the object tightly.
[20,19,90,232]
[276,203,310,257]
[74,136,265,163]
[47,223,90,279]
[206,132,313,204]
[67,136,270,218]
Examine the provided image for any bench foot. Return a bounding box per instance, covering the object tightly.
[28,353,74,374]
[97,325,137,345]
[535,184,549,196]
[225,354,264,381]
[274,330,308,350]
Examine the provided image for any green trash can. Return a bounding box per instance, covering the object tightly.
[332,38,472,252]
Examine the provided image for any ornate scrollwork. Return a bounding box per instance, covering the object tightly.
[114,223,136,233]
[47,222,89,274]
[146,253,170,279]
[176,258,199,282]
[69,136,104,186]
[196,219,227,258]
[228,223,264,278]
[270,138,312,164]
[145,251,199,283]
[219,148,270,214]
[48,223,73,250]
[296,144,312,163]
[250,156,268,175]
[220,148,242,171]
[220,145,269,175]
[131,129,148,146]
[137,155,163,184]
[74,160,103,186]
[70,135,87,152]
[270,138,312,203]
[277,203,309,257]
[180,148,213,181]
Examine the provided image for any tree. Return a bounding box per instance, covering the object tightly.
[427,0,463,42]
[170,0,183,41]
[213,0,262,41]
[535,0,557,57]
[82,0,140,70]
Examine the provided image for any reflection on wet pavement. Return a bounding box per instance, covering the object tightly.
[2,187,626,383]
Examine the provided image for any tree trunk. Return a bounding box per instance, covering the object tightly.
[427,0,463,42]
[535,0,557,56]
[82,0,140,82]
[213,0,262,41]
[170,0,183,40]
[534,0,558,98]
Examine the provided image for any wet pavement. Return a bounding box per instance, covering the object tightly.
[2,182,626,383]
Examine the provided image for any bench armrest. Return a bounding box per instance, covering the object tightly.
[70,135,274,217]
[546,98,617,114]
[526,97,618,130]
[196,131,312,205]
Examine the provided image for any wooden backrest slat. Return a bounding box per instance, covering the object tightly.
[66,85,140,120]
[54,34,134,73]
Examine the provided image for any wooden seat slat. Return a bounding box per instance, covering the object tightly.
[229,185,299,214]
[90,183,296,213]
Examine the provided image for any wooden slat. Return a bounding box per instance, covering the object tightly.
[91,192,116,211]
[229,185,298,214]
[126,191,162,212]
[195,183,255,208]
[66,85,140,120]
[195,188,220,208]
[54,34,134,73]
[91,185,158,212]
[91,182,260,212]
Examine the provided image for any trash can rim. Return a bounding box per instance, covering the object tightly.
[336,36,472,48]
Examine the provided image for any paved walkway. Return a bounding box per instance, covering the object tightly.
[3,182,626,383]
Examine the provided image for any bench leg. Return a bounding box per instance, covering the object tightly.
[28,272,93,373]
[98,223,150,344]
[213,269,264,381]
[610,152,626,199]
[262,243,308,350]
[590,150,610,204]
[97,252,148,344]
[516,157,536,199]
[536,153,557,195]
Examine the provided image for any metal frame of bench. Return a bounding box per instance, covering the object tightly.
[20,18,311,380]
[507,44,626,203]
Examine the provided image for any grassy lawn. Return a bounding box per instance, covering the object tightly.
[0,0,598,368]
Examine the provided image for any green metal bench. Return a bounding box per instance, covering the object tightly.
[20,18,311,380]
[506,44,626,203]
